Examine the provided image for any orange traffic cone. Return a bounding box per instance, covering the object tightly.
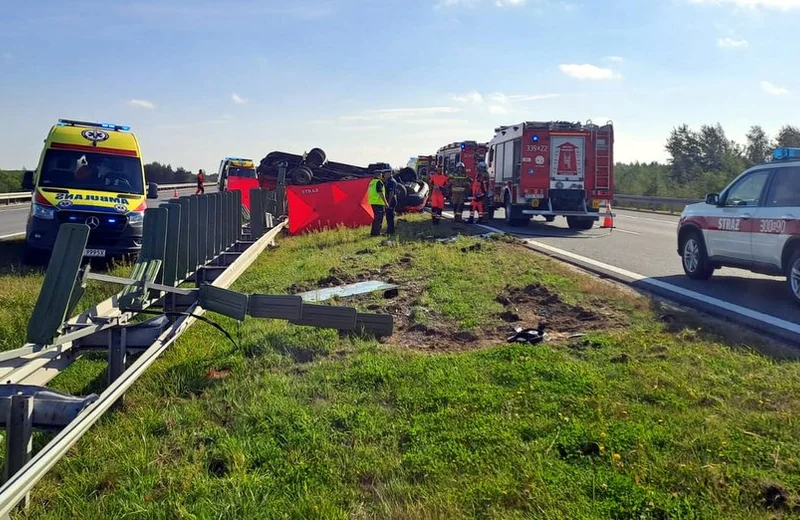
[601,202,614,229]
[173,188,179,198]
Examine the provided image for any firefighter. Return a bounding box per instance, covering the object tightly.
[368,169,389,236]
[449,162,470,222]
[469,162,490,224]
[428,166,448,225]
[196,169,205,195]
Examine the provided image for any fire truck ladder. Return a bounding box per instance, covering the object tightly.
[593,121,613,194]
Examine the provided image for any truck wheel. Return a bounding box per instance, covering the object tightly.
[305,148,326,168]
[786,249,800,306]
[680,230,714,280]
[289,166,314,185]
[567,216,594,230]
[397,167,417,183]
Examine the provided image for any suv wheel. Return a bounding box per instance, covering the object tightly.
[786,250,800,306]
[681,231,714,280]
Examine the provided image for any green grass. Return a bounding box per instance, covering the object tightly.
[14,216,800,519]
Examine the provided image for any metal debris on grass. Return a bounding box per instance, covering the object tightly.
[296,280,399,302]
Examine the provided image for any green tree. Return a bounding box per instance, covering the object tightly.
[745,125,770,166]
[774,125,800,148]
[665,125,702,184]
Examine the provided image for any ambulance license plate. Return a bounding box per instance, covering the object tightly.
[530,199,540,208]
[84,249,106,258]
[592,200,601,209]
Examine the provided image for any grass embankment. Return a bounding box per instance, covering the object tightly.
[15,216,800,519]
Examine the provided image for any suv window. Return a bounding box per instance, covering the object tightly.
[765,166,800,207]
[723,170,770,207]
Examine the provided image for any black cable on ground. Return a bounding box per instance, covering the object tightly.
[135,309,240,350]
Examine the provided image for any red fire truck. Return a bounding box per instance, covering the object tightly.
[486,120,614,229]
[436,141,488,180]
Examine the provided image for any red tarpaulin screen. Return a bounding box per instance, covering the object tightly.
[287,178,374,235]
[226,177,260,210]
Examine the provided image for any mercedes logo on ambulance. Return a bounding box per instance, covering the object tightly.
[81,129,109,142]
[85,216,100,229]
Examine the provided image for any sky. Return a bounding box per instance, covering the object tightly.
[1,0,799,173]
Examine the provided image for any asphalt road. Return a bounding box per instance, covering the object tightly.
[0,186,212,239]
[481,208,800,332]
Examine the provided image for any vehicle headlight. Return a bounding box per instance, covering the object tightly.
[127,211,144,225]
[32,203,55,220]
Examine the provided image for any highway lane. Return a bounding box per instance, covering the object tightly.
[0,187,213,239]
[482,208,800,331]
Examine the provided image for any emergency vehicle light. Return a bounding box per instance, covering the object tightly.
[772,147,800,161]
[532,135,540,142]
[460,143,466,150]
[57,119,130,131]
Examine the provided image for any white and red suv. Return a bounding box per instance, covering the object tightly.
[678,147,800,304]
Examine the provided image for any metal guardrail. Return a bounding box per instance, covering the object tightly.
[614,194,701,213]
[0,183,197,205]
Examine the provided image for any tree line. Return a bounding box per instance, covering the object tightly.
[615,124,800,198]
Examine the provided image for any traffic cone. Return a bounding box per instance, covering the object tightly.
[173,188,179,198]
[601,202,614,229]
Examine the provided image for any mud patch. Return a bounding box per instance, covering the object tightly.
[496,283,625,334]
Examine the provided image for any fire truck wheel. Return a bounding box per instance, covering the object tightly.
[567,216,595,230]
[397,167,417,183]
[289,166,314,185]
[305,148,326,168]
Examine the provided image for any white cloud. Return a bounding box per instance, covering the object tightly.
[604,56,624,63]
[688,0,800,9]
[436,0,527,7]
[128,99,155,109]
[232,93,247,104]
[489,105,509,115]
[341,106,462,122]
[559,63,620,80]
[717,37,748,49]
[761,81,789,96]
[450,91,484,104]
[488,92,560,103]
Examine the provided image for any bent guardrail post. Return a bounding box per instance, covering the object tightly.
[107,328,127,410]
[26,224,90,346]
[187,196,200,277]
[3,394,33,509]
[250,188,266,239]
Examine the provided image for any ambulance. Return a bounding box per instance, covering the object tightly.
[22,119,157,263]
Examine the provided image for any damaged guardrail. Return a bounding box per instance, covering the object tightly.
[0,178,393,516]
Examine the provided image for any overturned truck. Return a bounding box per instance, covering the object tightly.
[257,148,429,211]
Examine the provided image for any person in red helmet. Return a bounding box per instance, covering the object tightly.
[428,167,449,225]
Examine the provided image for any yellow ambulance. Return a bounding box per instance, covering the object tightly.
[22,119,158,262]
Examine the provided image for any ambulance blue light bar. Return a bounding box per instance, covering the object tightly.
[58,119,130,131]
[773,147,800,161]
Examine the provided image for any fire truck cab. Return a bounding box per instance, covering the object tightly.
[486,121,614,229]
[436,141,487,180]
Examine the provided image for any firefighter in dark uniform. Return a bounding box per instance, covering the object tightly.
[449,162,470,222]
[470,162,490,224]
